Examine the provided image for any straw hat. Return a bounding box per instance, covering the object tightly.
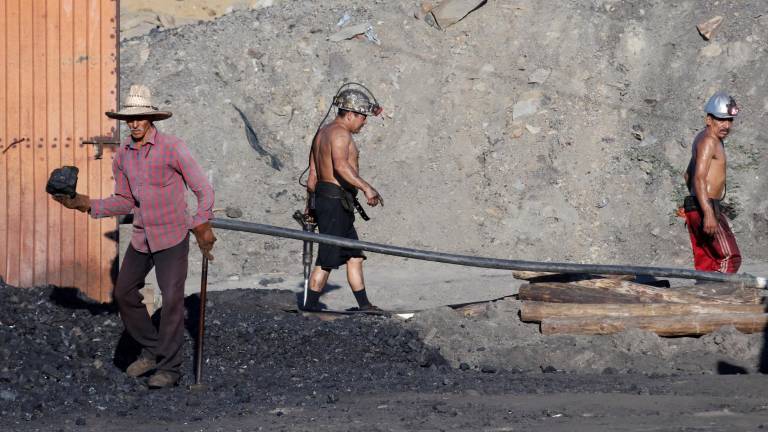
[105,84,172,121]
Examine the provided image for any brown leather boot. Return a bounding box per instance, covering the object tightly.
[147,370,180,389]
[126,357,156,377]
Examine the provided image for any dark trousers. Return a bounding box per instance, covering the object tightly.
[114,235,189,374]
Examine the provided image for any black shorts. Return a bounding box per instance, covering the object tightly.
[314,194,366,269]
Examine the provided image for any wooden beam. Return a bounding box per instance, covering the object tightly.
[541,313,768,336]
[512,271,634,282]
[673,283,763,305]
[570,279,744,304]
[518,281,735,304]
[521,301,765,322]
[518,282,649,304]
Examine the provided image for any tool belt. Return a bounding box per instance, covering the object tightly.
[684,195,721,220]
[315,182,370,221]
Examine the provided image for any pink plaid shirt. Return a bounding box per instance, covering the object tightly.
[90,128,214,253]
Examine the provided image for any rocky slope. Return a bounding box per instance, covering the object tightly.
[118,0,768,282]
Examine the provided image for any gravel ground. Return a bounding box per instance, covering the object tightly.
[3,282,768,431]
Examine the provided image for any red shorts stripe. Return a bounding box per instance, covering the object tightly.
[684,210,741,273]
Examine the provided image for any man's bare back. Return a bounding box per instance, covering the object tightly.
[307,114,382,207]
[312,122,360,187]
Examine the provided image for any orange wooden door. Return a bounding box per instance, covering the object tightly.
[0,0,119,302]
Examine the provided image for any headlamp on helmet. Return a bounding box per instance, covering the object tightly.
[704,91,739,119]
[333,88,383,117]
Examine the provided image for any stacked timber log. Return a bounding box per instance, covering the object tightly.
[514,271,766,337]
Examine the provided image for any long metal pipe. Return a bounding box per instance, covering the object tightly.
[211,218,766,288]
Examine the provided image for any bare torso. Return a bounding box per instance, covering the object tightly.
[312,122,359,188]
[688,130,727,200]
[305,113,381,207]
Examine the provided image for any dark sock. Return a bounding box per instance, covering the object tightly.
[304,290,322,310]
[353,289,371,308]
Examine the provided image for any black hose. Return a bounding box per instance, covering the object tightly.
[211,218,766,288]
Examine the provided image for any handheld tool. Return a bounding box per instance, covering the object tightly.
[293,210,317,307]
[190,256,209,391]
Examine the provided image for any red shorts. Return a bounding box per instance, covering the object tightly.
[684,210,741,273]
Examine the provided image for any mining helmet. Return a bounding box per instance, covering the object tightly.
[333,89,382,116]
[704,91,739,119]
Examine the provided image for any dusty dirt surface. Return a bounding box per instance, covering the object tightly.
[117,0,768,287]
[120,0,275,40]
[3,283,768,431]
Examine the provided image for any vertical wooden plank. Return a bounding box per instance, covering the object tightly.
[86,0,102,300]
[33,0,49,286]
[46,0,62,287]
[0,0,119,296]
[99,0,119,301]
[18,0,35,287]
[59,0,76,288]
[0,0,9,281]
[5,0,22,286]
[73,0,90,296]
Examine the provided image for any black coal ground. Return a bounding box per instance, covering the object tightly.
[2,283,768,431]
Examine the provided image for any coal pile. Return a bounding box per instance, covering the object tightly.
[0,282,446,429]
[4,281,729,431]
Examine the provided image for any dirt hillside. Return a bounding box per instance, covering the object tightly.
[118,0,768,283]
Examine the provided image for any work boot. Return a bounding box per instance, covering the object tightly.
[300,302,323,312]
[147,370,179,389]
[126,357,156,377]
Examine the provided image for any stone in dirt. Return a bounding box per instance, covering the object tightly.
[329,23,373,42]
[225,206,244,218]
[528,68,551,84]
[427,0,487,30]
[512,93,542,120]
[697,16,723,41]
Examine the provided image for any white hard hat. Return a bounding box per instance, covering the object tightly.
[704,91,739,119]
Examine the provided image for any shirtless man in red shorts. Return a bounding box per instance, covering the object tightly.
[683,91,741,273]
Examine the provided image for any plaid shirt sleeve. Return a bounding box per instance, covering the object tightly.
[174,140,214,228]
[90,150,136,218]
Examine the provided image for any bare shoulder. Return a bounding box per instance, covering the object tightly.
[696,134,719,153]
[326,124,352,146]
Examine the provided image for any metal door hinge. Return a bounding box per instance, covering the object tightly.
[83,139,120,159]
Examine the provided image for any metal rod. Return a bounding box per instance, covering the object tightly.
[195,256,209,385]
[2,137,25,154]
[211,218,766,288]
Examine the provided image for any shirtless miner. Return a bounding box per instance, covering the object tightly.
[682,91,742,273]
[303,87,384,311]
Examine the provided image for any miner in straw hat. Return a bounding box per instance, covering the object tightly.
[54,84,216,388]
